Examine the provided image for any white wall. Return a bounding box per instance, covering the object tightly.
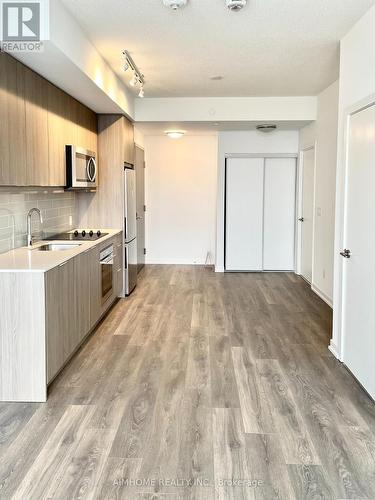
[135,96,317,123]
[299,81,339,306]
[216,130,300,271]
[15,0,135,117]
[332,4,375,359]
[134,127,145,149]
[144,135,218,265]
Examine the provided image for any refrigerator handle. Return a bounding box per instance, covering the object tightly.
[124,246,128,269]
[124,217,127,240]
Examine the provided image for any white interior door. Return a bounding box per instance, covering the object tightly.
[263,158,296,271]
[225,157,264,271]
[342,104,375,400]
[300,148,315,282]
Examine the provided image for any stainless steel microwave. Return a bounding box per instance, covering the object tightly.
[65,145,98,190]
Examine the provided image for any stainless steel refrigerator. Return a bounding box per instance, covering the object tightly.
[124,163,137,295]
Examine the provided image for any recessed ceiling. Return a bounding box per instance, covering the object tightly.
[61,0,375,98]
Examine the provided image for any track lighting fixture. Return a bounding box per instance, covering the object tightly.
[122,50,145,96]
[129,74,138,87]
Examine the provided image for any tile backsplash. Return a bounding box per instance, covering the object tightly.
[0,188,76,254]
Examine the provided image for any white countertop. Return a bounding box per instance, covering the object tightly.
[0,229,122,273]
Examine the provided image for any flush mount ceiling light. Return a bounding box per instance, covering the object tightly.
[226,0,247,11]
[122,50,145,95]
[165,130,185,139]
[163,0,188,10]
[256,124,277,133]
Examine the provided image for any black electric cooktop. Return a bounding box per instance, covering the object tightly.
[45,230,108,241]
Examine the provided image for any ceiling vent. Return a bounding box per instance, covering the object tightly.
[226,0,247,11]
[163,0,188,10]
[256,124,277,133]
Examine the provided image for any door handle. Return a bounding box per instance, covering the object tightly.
[340,249,351,258]
[136,216,143,220]
[298,217,304,222]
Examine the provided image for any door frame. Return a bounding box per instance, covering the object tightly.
[296,145,317,281]
[331,92,375,361]
[223,153,298,272]
[134,143,145,273]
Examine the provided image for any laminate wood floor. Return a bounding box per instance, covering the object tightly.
[1,265,375,500]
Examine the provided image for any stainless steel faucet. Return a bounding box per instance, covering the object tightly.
[27,208,43,247]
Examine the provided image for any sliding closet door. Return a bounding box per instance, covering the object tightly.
[263,158,296,270]
[225,158,264,271]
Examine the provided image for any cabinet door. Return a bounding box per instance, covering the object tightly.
[74,251,91,342]
[58,260,77,363]
[114,234,123,296]
[45,259,76,382]
[123,117,134,164]
[75,100,98,152]
[24,66,49,186]
[47,83,70,186]
[0,53,26,186]
[45,265,65,383]
[89,245,102,328]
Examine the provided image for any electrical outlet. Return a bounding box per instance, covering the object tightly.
[316,207,322,216]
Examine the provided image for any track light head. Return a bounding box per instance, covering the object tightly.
[129,74,138,87]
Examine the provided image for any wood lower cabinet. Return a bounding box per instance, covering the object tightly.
[46,245,102,383]
[74,250,91,343]
[89,245,102,329]
[45,259,75,382]
[1,233,122,401]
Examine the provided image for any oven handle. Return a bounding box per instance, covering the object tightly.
[100,254,114,264]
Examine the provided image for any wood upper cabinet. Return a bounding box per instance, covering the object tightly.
[0,53,98,187]
[24,65,49,186]
[75,101,98,153]
[123,117,134,165]
[0,53,27,185]
[47,82,70,186]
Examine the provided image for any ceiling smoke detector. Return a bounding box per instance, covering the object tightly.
[163,0,188,10]
[226,0,247,11]
[256,124,277,133]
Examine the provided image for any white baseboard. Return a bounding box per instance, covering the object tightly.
[215,266,224,273]
[311,284,333,308]
[328,340,341,361]
[145,259,207,265]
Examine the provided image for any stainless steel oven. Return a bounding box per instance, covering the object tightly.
[65,145,97,190]
[100,244,114,303]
